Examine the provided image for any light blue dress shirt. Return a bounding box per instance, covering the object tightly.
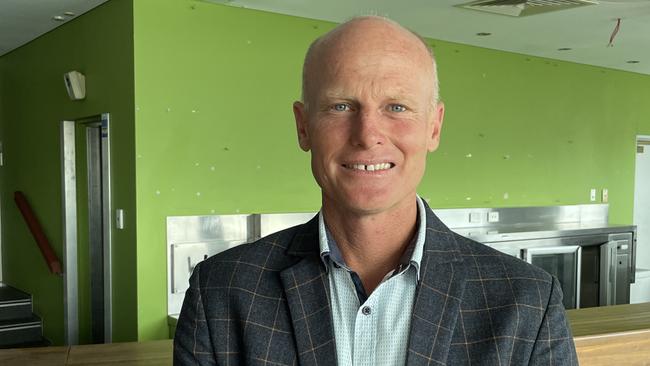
[318,196,426,366]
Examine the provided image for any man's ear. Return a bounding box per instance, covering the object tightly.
[427,101,445,152]
[293,101,311,151]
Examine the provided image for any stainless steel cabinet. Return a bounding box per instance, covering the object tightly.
[489,232,633,309]
[600,239,632,306]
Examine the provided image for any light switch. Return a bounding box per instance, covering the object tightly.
[602,189,608,203]
[115,209,124,229]
[469,212,481,224]
[590,188,596,202]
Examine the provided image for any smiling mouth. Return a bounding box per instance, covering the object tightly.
[342,163,395,172]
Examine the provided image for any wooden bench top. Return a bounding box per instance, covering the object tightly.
[1,302,649,365]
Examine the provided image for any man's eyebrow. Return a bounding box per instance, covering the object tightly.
[386,95,413,101]
[316,89,422,107]
[384,94,422,106]
[321,91,415,100]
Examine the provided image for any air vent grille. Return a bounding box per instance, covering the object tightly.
[458,0,596,16]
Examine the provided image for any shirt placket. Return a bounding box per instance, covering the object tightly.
[353,295,377,366]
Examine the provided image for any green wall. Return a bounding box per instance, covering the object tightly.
[134,0,650,340]
[427,48,650,219]
[133,0,326,340]
[0,0,137,344]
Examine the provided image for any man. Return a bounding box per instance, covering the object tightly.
[175,16,578,365]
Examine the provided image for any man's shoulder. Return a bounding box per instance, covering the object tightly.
[193,222,311,288]
[424,206,551,284]
[210,224,303,264]
[451,233,560,322]
[453,232,553,284]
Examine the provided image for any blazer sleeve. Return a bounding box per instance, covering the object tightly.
[174,261,216,365]
[529,276,579,366]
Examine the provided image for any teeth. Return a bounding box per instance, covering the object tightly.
[347,163,392,171]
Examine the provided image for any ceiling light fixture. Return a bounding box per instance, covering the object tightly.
[52,15,65,21]
[627,60,640,64]
[558,47,572,51]
[64,12,76,17]
[476,32,492,36]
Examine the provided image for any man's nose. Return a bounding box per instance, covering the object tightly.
[350,109,386,148]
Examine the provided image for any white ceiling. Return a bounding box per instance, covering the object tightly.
[1,0,649,75]
[0,0,109,56]
[210,0,650,75]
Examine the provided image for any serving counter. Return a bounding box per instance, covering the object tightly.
[567,302,650,365]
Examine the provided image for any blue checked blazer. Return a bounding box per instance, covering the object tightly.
[174,203,578,365]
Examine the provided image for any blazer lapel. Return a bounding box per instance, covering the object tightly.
[407,206,469,366]
[280,216,337,366]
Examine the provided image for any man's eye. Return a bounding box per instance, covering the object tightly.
[332,104,350,112]
[388,104,407,112]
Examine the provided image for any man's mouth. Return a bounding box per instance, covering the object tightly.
[342,163,395,172]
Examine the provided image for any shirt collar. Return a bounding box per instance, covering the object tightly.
[318,195,427,280]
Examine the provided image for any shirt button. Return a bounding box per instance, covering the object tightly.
[361,306,372,316]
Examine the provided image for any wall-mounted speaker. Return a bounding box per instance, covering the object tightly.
[63,71,86,100]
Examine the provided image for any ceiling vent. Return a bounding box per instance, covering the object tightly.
[458,0,597,17]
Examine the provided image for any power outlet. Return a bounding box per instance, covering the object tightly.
[488,211,500,223]
[590,188,597,202]
[187,253,209,276]
[602,189,609,203]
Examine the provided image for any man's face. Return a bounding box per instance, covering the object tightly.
[294,24,444,216]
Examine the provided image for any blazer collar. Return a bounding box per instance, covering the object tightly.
[285,201,463,262]
[420,200,463,265]
[406,201,469,365]
[280,215,337,365]
[286,214,320,257]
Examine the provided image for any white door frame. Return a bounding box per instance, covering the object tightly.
[632,135,650,286]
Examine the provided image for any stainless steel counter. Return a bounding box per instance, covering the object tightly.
[166,204,637,319]
[454,222,636,243]
[434,204,636,309]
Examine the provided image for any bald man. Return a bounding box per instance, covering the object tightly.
[174,17,578,366]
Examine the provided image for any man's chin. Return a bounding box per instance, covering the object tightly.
[329,193,410,217]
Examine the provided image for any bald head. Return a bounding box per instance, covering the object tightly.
[300,16,440,109]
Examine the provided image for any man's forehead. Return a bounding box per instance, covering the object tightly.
[320,88,420,101]
[316,39,432,79]
[314,52,433,92]
[301,16,439,106]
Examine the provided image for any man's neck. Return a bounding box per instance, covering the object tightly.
[322,195,419,294]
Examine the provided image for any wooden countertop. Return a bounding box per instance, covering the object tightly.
[2,303,649,365]
[573,329,650,365]
[0,339,171,366]
[567,301,650,336]
[567,302,650,365]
